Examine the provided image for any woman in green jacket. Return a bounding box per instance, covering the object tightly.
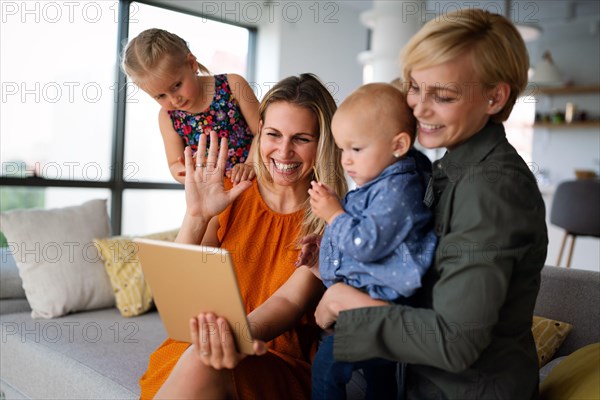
[314,8,548,399]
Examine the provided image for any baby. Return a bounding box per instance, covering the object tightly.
[309,83,438,399]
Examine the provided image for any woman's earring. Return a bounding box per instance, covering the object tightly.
[393,152,401,158]
[488,99,494,105]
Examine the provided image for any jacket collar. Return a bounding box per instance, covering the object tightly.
[429,122,506,208]
[436,122,506,170]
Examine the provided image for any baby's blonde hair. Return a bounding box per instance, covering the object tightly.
[121,28,210,81]
[401,8,528,122]
[336,83,416,145]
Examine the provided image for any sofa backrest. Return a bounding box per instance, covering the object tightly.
[534,266,600,357]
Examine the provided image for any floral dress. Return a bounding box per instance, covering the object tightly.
[168,74,253,173]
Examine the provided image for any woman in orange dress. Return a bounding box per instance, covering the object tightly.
[139,73,347,399]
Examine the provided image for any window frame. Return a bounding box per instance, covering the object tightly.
[0,0,257,235]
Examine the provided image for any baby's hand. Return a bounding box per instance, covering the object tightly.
[308,181,343,224]
[228,163,256,185]
[295,233,322,270]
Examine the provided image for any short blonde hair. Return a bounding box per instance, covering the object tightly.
[254,74,348,238]
[401,8,528,122]
[336,83,416,145]
[121,28,210,81]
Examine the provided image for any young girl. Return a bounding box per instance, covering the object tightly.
[122,28,259,184]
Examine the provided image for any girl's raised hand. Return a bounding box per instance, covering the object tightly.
[184,131,252,220]
[228,162,256,185]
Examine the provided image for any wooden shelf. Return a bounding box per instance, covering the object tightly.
[534,121,600,129]
[536,85,600,95]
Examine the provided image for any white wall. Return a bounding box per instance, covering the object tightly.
[255,1,367,103]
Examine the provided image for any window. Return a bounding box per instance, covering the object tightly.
[1,1,118,181]
[121,189,185,234]
[0,0,255,241]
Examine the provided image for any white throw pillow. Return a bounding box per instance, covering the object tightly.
[0,199,115,318]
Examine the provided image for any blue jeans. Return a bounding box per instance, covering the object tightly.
[312,334,398,400]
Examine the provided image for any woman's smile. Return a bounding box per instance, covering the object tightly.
[272,160,302,174]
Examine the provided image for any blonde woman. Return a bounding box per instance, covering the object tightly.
[315,9,548,399]
[139,73,347,399]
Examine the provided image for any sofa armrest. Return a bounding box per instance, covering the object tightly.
[1,247,26,300]
[1,247,30,315]
[0,299,31,315]
[534,266,600,357]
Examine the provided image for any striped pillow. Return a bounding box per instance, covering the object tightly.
[532,316,573,367]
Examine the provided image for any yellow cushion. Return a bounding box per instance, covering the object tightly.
[532,316,573,367]
[94,229,179,317]
[540,343,600,400]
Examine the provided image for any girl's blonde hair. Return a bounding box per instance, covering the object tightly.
[401,8,529,122]
[121,28,210,81]
[254,73,348,238]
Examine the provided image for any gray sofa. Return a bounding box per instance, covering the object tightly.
[1,244,599,399]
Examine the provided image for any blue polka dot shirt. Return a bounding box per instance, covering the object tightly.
[319,150,438,301]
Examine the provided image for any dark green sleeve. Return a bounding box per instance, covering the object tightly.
[333,167,546,373]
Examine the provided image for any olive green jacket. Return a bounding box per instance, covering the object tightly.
[334,122,548,399]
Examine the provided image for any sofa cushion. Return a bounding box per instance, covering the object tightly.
[0,308,166,399]
[0,247,25,299]
[94,229,178,317]
[0,199,115,318]
[539,342,600,399]
[531,316,572,367]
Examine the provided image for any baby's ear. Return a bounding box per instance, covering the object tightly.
[392,132,411,158]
